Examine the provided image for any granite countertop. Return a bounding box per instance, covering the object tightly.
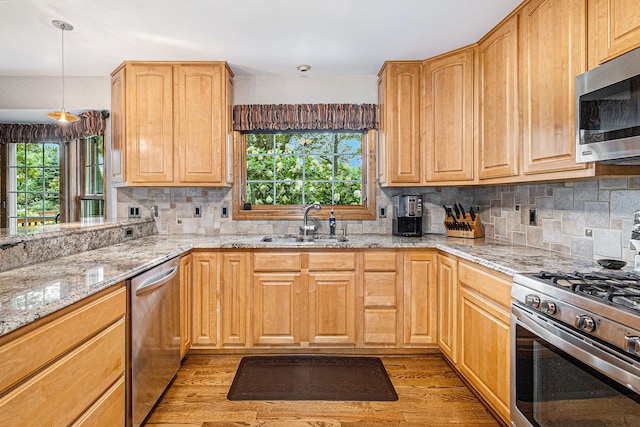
[0,233,602,338]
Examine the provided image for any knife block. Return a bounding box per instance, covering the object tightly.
[444,214,485,239]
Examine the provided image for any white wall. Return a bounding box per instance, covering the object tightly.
[234,74,378,104]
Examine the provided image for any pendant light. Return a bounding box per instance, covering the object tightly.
[47,20,79,123]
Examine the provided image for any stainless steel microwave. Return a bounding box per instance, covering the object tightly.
[575,47,640,164]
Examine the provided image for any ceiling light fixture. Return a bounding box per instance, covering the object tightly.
[46,20,79,123]
[297,64,311,72]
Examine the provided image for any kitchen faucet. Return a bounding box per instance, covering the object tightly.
[300,203,322,236]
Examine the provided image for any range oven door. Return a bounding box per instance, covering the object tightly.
[510,303,640,427]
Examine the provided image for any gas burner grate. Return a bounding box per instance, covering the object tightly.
[535,270,640,313]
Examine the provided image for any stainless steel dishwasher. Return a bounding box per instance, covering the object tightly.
[127,256,181,427]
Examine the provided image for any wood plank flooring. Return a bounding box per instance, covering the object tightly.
[144,354,501,427]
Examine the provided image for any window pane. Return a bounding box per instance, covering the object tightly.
[304,181,332,205]
[43,144,60,166]
[245,131,363,206]
[81,200,104,218]
[44,168,60,192]
[276,181,303,205]
[247,155,275,180]
[247,181,275,205]
[335,181,363,205]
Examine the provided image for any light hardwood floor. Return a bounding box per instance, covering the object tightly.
[144,354,501,426]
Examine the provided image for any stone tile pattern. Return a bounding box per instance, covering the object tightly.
[117,177,640,262]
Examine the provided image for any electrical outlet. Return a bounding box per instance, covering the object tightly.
[221,205,229,218]
[529,208,537,226]
[176,218,183,225]
[585,228,593,237]
[124,227,133,238]
[128,205,141,219]
[515,204,520,211]
[193,205,202,218]
[379,206,387,218]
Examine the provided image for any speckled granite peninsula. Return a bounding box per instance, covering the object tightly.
[0,227,605,338]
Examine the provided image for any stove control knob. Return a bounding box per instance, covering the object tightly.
[575,315,597,332]
[540,301,557,315]
[525,294,541,308]
[624,336,640,356]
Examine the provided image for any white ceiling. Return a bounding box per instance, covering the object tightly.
[0,0,522,77]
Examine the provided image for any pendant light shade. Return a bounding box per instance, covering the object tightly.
[47,20,79,123]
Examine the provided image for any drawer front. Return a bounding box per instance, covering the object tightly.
[253,252,302,272]
[458,261,511,308]
[363,251,397,271]
[308,252,356,271]
[0,319,125,427]
[71,376,125,427]
[0,285,126,394]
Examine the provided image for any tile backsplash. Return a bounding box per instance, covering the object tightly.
[117,177,640,263]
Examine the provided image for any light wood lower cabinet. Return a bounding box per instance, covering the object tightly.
[361,251,401,347]
[457,260,511,424]
[0,284,126,426]
[403,251,438,346]
[179,253,193,358]
[221,253,250,347]
[437,253,458,362]
[191,252,218,348]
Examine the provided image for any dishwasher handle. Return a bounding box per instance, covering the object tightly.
[135,266,179,296]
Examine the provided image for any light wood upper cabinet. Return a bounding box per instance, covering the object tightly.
[423,47,476,183]
[588,0,640,67]
[377,61,423,186]
[403,251,438,346]
[478,14,520,180]
[521,0,589,175]
[110,61,234,187]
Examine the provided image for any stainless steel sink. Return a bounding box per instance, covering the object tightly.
[260,235,348,244]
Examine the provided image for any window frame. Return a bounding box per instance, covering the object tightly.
[233,129,377,221]
[77,134,106,220]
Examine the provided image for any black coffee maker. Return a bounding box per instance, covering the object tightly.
[392,195,423,237]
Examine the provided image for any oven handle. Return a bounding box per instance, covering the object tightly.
[511,302,640,395]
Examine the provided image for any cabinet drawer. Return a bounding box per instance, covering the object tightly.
[458,261,511,308]
[308,252,356,271]
[0,319,125,427]
[0,285,126,394]
[363,252,397,271]
[253,252,302,272]
[72,376,125,427]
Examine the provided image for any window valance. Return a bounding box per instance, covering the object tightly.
[233,103,377,132]
[0,110,108,144]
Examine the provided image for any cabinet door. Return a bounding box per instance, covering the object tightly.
[125,63,174,183]
[437,253,457,362]
[458,287,511,423]
[176,64,225,184]
[179,254,192,358]
[191,253,218,348]
[221,252,250,347]
[252,273,302,345]
[478,15,519,180]
[403,252,437,346]
[308,272,356,345]
[424,48,475,182]
[110,67,126,184]
[378,62,423,185]
[522,0,589,175]
[362,251,400,346]
[589,0,640,66]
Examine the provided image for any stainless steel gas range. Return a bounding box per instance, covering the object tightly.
[510,270,640,427]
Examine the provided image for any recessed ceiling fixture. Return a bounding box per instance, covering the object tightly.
[297,64,311,72]
[46,20,79,123]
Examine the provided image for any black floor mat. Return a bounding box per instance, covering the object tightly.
[227,355,398,401]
